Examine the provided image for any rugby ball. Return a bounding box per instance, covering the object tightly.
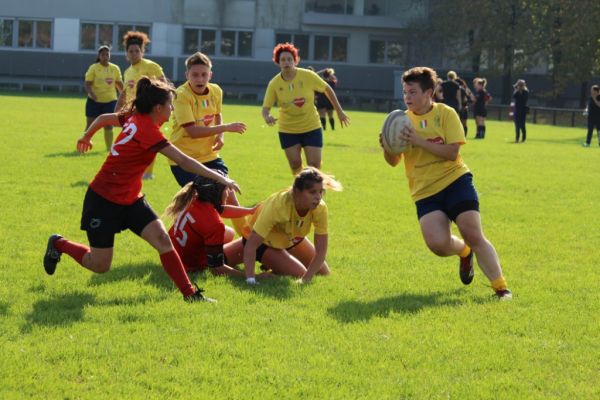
[381,109,412,155]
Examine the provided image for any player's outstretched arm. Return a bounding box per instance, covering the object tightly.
[221,205,257,219]
[300,234,328,283]
[243,231,263,283]
[161,144,241,194]
[77,113,121,153]
[324,85,350,128]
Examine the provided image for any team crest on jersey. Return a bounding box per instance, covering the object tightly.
[201,99,209,108]
[288,83,295,91]
[420,120,428,129]
[295,220,304,228]
[202,115,215,126]
[293,97,305,108]
[105,78,113,85]
[427,137,445,144]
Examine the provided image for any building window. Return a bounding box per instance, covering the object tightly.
[183,28,251,57]
[305,0,354,14]
[0,19,13,47]
[275,33,309,60]
[14,19,52,49]
[80,22,150,52]
[369,38,404,65]
[275,32,347,62]
[364,0,384,15]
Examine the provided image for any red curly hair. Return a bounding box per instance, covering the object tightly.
[272,42,300,64]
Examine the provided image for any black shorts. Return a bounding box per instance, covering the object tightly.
[170,157,229,187]
[473,107,487,118]
[415,173,479,222]
[85,98,117,118]
[316,93,333,110]
[241,237,305,263]
[80,187,158,248]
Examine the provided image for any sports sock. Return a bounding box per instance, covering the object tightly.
[55,238,90,266]
[491,276,508,292]
[522,127,526,142]
[482,125,486,138]
[320,117,326,130]
[329,117,335,130]
[459,244,471,258]
[159,250,195,297]
[476,126,482,137]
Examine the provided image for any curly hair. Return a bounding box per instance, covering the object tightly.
[402,67,438,93]
[123,31,150,52]
[272,42,300,64]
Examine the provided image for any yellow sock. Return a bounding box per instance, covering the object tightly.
[231,217,246,236]
[459,244,471,258]
[491,276,508,292]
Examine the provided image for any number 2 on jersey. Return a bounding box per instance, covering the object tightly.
[111,122,138,156]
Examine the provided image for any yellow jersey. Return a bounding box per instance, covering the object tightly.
[169,82,223,165]
[404,102,470,201]
[123,58,164,103]
[84,62,122,103]
[262,68,327,133]
[243,189,328,249]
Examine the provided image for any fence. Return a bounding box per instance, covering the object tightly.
[487,104,587,127]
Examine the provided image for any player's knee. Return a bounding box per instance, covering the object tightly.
[426,238,450,256]
[155,231,173,251]
[462,230,485,248]
[92,258,112,273]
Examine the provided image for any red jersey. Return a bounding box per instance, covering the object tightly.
[89,113,169,205]
[168,201,225,272]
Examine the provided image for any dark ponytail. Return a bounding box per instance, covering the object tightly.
[126,76,175,115]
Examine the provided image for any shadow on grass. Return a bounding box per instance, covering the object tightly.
[70,180,90,187]
[87,262,175,292]
[328,290,473,323]
[45,151,103,158]
[0,301,10,317]
[227,275,294,300]
[523,137,582,145]
[22,292,96,333]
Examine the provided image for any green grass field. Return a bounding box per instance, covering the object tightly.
[1,92,599,399]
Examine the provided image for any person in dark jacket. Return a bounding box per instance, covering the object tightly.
[583,85,600,147]
[512,79,529,143]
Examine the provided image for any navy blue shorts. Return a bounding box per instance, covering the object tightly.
[278,128,323,149]
[241,237,305,264]
[86,98,117,118]
[415,173,479,221]
[170,158,229,187]
[80,187,158,248]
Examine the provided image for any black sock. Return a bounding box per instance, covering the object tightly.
[482,125,486,138]
[320,117,326,130]
[522,128,526,142]
[329,118,335,130]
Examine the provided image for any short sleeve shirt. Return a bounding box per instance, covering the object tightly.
[123,58,164,103]
[84,62,122,103]
[242,189,328,249]
[262,68,327,133]
[89,113,169,205]
[404,103,470,201]
[169,201,225,271]
[169,82,223,165]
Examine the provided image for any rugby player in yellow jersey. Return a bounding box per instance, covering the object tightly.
[262,43,350,175]
[83,45,123,151]
[221,167,342,284]
[380,66,512,300]
[169,52,247,234]
[115,31,165,180]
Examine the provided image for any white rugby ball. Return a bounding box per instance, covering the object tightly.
[381,109,412,155]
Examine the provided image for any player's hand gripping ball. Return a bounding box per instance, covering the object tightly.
[381,109,413,155]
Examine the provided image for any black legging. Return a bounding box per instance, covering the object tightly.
[514,111,527,142]
[586,117,600,145]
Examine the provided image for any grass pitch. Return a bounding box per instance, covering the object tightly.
[1,92,599,399]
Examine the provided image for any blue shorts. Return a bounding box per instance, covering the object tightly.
[415,173,479,221]
[86,98,117,118]
[278,128,323,149]
[170,157,229,187]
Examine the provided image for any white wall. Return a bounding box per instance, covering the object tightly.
[52,18,79,52]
